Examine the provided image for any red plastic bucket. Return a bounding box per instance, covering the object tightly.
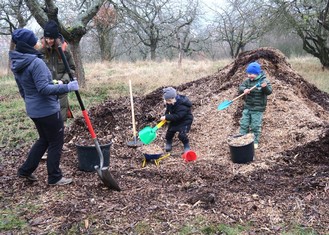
[182,150,197,162]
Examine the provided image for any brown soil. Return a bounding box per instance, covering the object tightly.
[1,47,329,234]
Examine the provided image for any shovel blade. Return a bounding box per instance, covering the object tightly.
[217,100,233,110]
[138,126,156,144]
[127,140,143,148]
[127,136,143,148]
[95,166,121,191]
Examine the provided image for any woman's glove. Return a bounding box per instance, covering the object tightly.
[67,80,79,91]
[53,79,63,85]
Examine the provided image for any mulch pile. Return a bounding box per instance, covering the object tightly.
[1,47,329,234]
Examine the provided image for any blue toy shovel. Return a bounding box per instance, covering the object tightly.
[218,82,261,111]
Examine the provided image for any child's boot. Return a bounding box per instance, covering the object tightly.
[165,140,172,152]
[183,143,190,152]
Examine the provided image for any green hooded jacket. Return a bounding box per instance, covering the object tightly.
[238,72,273,112]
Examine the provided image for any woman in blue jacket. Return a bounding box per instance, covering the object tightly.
[9,28,79,185]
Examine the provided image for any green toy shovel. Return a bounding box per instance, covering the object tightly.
[138,120,166,145]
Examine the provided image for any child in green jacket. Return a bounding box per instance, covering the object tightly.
[239,61,272,149]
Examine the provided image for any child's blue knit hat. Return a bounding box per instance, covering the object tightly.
[246,62,261,75]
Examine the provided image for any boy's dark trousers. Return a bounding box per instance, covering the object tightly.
[18,112,64,184]
[165,125,191,152]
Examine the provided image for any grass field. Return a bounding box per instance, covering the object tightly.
[0,57,328,150]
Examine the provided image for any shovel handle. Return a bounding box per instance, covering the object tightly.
[129,80,137,137]
[232,84,258,102]
[57,44,86,110]
[57,44,97,139]
[156,120,166,129]
[231,92,246,102]
[82,110,96,139]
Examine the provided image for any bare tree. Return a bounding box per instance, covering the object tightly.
[212,0,275,58]
[113,0,199,61]
[25,0,107,86]
[0,0,33,75]
[173,2,200,66]
[271,0,329,69]
[0,0,32,33]
[92,2,118,61]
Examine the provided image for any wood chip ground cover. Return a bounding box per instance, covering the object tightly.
[1,48,329,234]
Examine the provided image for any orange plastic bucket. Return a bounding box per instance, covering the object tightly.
[182,150,197,162]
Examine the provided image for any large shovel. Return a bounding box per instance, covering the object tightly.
[57,43,121,191]
[127,80,143,148]
[138,120,166,145]
[218,81,261,110]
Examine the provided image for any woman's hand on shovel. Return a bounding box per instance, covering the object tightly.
[160,116,166,121]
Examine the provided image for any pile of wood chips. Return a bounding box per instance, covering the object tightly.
[140,143,163,155]
[227,133,254,147]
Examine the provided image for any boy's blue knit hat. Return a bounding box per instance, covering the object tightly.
[12,28,38,47]
[246,61,261,75]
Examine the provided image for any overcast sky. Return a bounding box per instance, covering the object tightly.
[198,0,222,23]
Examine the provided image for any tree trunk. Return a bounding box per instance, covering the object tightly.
[99,33,107,61]
[178,51,182,67]
[177,36,182,67]
[150,47,156,60]
[70,41,86,87]
[7,42,16,76]
[302,36,329,70]
[99,32,114,61]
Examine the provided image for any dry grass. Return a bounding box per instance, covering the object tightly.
[289,56,329,93]
[83,57,329,100]
[0,66,9,77]
[84,59,232,97]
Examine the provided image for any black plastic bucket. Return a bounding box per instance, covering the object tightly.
[75,142,112,172]
[228,135,254,164]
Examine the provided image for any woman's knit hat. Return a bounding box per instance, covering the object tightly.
[44,20,59,39]
[163,87,177,100]
[12,28,38,47]
[246,61,261,75]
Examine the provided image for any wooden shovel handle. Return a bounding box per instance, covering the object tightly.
[232,84,258,102]
[129,80,137,137]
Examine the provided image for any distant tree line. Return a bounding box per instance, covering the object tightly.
[0,0,328,84]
